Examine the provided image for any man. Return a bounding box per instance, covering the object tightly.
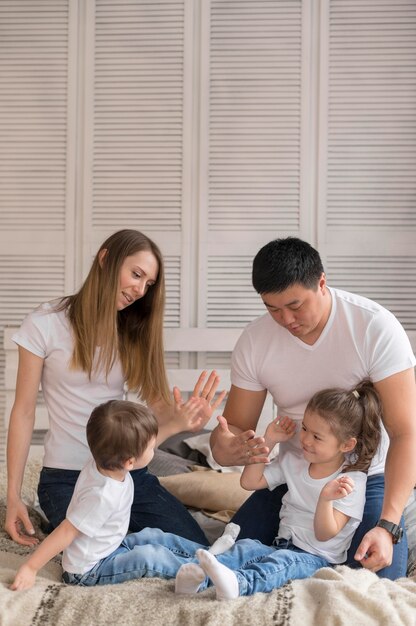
[210,237,416,579]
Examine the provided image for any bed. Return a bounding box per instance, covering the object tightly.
[1,441,416,626]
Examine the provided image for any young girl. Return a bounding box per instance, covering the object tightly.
[6,229,225,548]
[172,379,383,599]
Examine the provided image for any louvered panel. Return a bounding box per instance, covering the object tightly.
[164,255,181,327]
[0,0,69,230]
[206,256,265,327]
[327,255,416,331]
[326,0,416,229]
[92,0,185,231]
[208,0,302,231]
[0,254,66,463]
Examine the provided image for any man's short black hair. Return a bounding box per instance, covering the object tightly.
[252,237,324,294]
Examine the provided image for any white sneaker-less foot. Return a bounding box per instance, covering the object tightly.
[196,549,239,601]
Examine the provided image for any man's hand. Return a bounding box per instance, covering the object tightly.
[354,526,394,572]
[213,415,269,466]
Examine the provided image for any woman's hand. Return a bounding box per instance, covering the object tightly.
[5,497,39,547]
[172,370,227,432]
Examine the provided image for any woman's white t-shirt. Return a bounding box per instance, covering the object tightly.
[13,301,125,470]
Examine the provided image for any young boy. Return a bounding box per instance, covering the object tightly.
[11,399,239,590]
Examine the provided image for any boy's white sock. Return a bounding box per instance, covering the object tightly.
[196,549,239,601]
[175,563,205,595]
[209,522,241,556]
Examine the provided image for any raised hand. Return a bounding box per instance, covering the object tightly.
[264,415,297,447]
[320,475,355,501]
[172,370,227,432]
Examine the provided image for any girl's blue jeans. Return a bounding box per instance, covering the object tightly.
[37,466,208,544]
[62,528,328,594]
[231,473,408,580]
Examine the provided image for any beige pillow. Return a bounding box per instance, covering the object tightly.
[159,469,252,513]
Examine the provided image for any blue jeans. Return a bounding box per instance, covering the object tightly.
[37,466,208,544]
[231,473,408,580]
[62,528,329,594]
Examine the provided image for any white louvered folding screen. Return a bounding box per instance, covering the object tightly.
[196,0,310,370]
[0,0,415,463]
[83,0,191,332]
[0,0,76,463]
[318,0,416,337]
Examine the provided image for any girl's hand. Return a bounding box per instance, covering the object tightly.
[320,475,355,501]
[173,370,227,432]
[264,416,297,446]
[172,393,206,432]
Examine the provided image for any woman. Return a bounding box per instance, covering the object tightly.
[6,229,224,546]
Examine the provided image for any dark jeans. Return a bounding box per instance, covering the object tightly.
[231,473,408,580]
[37,466,208,544]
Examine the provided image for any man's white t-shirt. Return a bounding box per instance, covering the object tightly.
[231,287,416,475]
[264,449,367,563]
[62,459,134,575]
[13,301,125,470]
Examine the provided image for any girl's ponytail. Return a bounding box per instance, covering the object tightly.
[343,380,382,473]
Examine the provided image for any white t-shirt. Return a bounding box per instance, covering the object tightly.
[231,287,416,475]
[13,301,125,470]
[264,449,367,563]
[63,458,134,574]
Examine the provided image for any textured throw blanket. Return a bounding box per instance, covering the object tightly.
[1,506,416,625]
[1,461,416,625]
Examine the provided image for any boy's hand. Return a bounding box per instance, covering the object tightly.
[265,416,297,447]
[10,563,37,591]
[320,475,355,502]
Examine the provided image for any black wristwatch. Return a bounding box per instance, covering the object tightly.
[375,519,403,544]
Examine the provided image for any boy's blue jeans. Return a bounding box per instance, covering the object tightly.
[231,473,408,580]
[37,466,208,544]
[62,528,329,594]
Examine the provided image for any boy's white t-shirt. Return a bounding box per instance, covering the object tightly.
[264,449,367,563]
[62,459,134,574]
[231,287,416,475]
[12,301,125,470]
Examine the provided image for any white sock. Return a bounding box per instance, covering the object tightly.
[196,549,239,601]
[209,523,240,556]
[175,563,205,595]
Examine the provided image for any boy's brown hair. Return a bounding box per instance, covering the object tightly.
[86,400,158,470]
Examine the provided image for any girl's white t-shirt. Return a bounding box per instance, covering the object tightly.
[264,449,367,563]
[13,301,125,470]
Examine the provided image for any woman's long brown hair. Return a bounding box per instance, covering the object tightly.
[56,229,170,405]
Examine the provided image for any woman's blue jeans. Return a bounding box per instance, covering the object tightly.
[62,528,329,594]
[37,466,208,544]
[231,473,408,580]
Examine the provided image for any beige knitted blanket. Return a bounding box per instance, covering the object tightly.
[1,462,416,625]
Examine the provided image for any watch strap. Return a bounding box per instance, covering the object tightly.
[376,518,403,544]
